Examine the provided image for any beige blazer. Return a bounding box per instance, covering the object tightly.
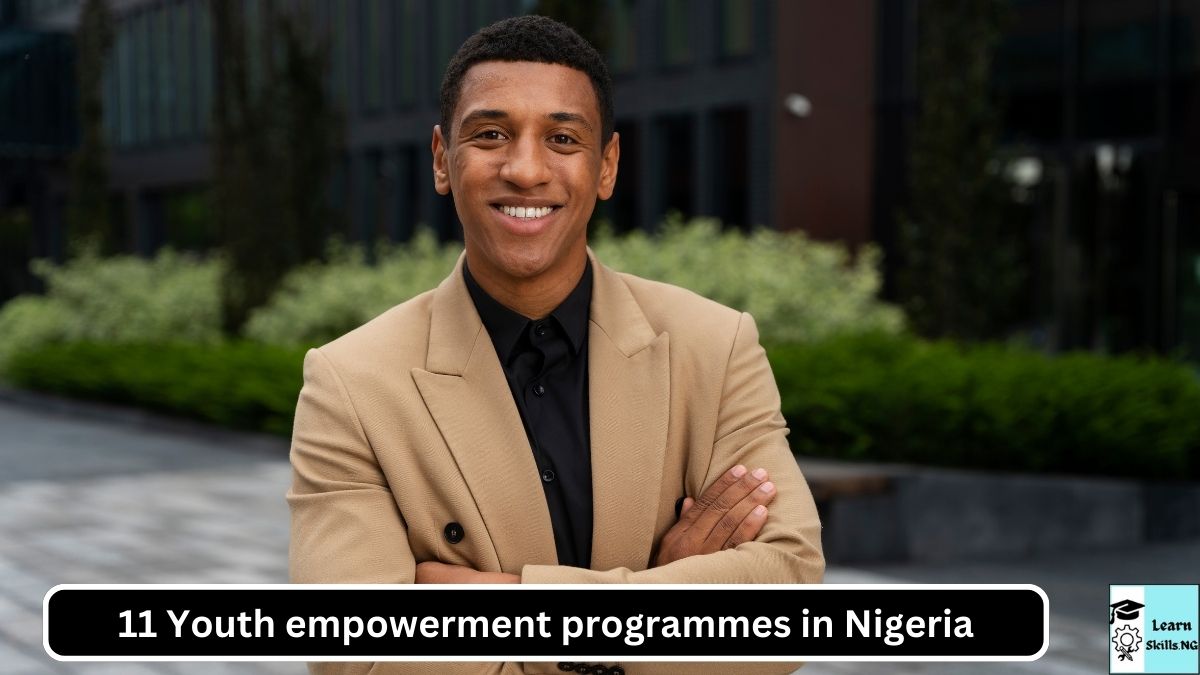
[288,252,824,674]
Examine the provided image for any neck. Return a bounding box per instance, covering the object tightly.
[467,252,587,320]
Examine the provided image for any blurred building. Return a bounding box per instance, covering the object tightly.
[0,0,1197,357]
[3,0,860,250]
[876,0,1200,355]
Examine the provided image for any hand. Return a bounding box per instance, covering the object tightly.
[652,465,776,567]
[415,561,520,584]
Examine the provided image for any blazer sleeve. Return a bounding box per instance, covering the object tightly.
[518,313,822,675]
[289,349,524,675]
[520,312,825,585]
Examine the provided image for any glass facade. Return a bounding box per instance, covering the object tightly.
[719,0,754,58]
[661,0,691,66]
[175,1,193,138]
[608,0,637,73]
[934,0,1200,353]
[362,0,385,113]
[394,0,419,106]
[114,19,133,146]
[133,10,151,145]
[155,5,174,141]
[195,0,212,134]
[431,2,458,100]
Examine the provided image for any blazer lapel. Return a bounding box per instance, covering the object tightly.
[411,256,558,573]
[587,256,671,571]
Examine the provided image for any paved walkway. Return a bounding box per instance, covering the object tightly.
[1,397,1197,674]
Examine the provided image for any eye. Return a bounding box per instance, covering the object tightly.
[474,129,506,141]
[550,134,577,145]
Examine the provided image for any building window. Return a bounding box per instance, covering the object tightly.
[330,0,350,108]
[718,0,754,59]
[134,10,153,144]
[470,0,496,28]
[608,120,640,232]
[116,19,133,146]
[1079,0,1158,138]
[102,36,118,145]
[175,0,194,138]
[712,107,749,229]
[654,114,694,220]
[394,0,418,106]
[608,0,637,73]
[431,2,458,100]
[195,0,213,134]
[660,0,691,66]
[156,4,175,142]
[362,0,385,112]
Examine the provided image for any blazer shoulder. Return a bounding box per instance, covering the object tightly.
[614,271,747,357]
[315,287,436,376]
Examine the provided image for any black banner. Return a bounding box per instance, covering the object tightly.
[45,584,1047,661]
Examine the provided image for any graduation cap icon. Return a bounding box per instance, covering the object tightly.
[1110,599,1145,624]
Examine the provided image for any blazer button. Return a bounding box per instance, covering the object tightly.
[443,522,464,544]
[557,664,575,672]
[608,667,625,675]
[541,468,556,483]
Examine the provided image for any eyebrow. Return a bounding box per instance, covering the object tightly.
[548,112,593,131]
[458,109,594,132]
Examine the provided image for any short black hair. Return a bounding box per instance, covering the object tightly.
[439,15,614,146]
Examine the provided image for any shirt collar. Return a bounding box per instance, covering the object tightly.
[464,259,593,363]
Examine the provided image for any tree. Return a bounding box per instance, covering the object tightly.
[67,0,115,253]
[898,0,1023,340]
[212,0,342,333]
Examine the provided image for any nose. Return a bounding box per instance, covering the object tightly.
[499,134,551,189]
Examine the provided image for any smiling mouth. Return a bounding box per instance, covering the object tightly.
[493,204,560,219]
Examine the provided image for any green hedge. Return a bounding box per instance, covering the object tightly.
[245,219,904,347]
[0,249,223,374]
[8,335,1199,479]
[5,342,305,436]
[770,333,1200,479]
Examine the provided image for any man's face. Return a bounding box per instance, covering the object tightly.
[433,61,619,286]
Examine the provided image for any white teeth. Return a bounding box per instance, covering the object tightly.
[500,205,554,218]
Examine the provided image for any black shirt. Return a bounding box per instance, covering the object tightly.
[463,261,593,568]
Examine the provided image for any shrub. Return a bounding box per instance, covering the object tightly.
[243,231,461,347]
[246,218,904,346]
[770,333,1200,480]
[592,216,904,344]
[0,249,223,374]
[9,333,1196,479]
[5,341,305,436]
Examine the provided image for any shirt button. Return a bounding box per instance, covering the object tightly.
[534,322,547,337]
[541,468,556,483]
[532,383,546,397]
[443,522,464,544]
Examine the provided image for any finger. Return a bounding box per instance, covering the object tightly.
[724,504,769,550]
[679,465,748,525]
[701,480,775,552]
[414,561,440,584]
[689,467,770,538]
[680,497,694,516]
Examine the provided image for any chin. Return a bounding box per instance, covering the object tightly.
[495,249,555,280]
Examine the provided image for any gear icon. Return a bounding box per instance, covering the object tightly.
[1112,625,1141,662]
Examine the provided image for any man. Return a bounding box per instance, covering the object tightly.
[289,15,823,675]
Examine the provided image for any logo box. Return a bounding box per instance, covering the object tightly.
[1110,585,1199,674]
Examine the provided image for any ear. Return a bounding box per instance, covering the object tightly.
[597,131,620,201]
[432,125,451,195]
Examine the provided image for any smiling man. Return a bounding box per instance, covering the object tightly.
[288,15,823,675]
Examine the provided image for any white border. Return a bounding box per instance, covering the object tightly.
[44,583,1050,663]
